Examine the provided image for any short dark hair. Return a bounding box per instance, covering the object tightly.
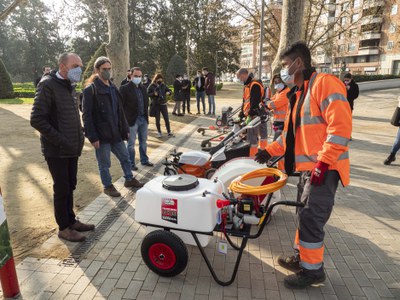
[344,73,352,79]
[236,68,248,76]
[131,67,141,72]
[42,66,50,71]
[202,67,208,72]
[175,74,181,78]
[280,41,312,69]
[197,70,201,73]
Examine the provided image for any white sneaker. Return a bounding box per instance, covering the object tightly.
[157,132,162,138]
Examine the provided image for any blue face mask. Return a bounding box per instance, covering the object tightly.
[280,59,298,85]
[132,77,142,85]
[67,67,82,83]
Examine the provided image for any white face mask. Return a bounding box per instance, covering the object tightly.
[132,77,142,85]
[274,83,285,91]
[280,59,298,85]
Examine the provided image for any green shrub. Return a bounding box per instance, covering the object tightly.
[0,59,14,99]
[216,83,223,91]
[351,74,400,82]
[166,54,186,84]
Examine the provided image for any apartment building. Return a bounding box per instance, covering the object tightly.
[333,0,400,75]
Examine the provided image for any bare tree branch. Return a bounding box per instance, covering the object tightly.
[0,0,27,22]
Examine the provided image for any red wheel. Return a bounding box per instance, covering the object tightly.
[141,230,188,277]
[148,243,176,270]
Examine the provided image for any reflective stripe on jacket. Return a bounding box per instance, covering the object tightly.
[243,80,265,116]
[266,72,352,186]
[267,87,290,122]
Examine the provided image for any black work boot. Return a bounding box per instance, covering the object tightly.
[384,153,396,165]
[277,254,301,272]
[284,269,326,289]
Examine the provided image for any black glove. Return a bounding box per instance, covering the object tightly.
[254,148,271,164]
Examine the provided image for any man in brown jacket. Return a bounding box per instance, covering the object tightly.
[202,67,216,116]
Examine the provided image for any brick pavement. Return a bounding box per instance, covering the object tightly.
[1,87,400,300]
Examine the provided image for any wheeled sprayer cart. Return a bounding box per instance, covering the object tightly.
[135,168,304,286]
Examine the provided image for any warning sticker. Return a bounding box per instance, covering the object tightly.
[161,198,178,224]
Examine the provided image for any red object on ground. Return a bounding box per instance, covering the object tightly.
[0,257,20,298]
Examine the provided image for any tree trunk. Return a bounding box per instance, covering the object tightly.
[104,0,129,87]
[271,0,305,76]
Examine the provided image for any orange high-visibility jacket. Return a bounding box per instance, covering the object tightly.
[267,87,290,122]
[243,80,265,116]
[267,72,352,186]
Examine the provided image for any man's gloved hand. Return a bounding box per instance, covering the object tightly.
[310,161,329,185]
[254,148,271,164]
[245,116,252,125]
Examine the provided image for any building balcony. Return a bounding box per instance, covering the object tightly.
[363,0,385,10]
[361,16,383,26]
[360,31,381,41]
[358,46,380,55]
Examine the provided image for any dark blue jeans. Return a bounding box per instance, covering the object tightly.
[95,141,133,188]
[196,91,205,113]
[391,127,400,154]
[127,116,149,166]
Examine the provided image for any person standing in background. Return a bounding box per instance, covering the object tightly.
[172,74,183,116]
[120,67,154,171]
[147,74,174,138]
[34,66,51,87]
[182,74,192,114]
[121,69,132,86]
[343,73,359,112]
[203,67,216,116]
[193,70,206,115]
[142,74,151,90]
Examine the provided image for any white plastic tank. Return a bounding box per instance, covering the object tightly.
[179,151,211,166]
[211,157,281,213]
[135,174,224,247]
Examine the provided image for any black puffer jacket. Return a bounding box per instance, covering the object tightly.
[82,77,129,144]
[30,71,84,158]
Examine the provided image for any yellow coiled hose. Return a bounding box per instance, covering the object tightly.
[229,168,287,196]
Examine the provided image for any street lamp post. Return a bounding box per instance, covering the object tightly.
[216,50,222,80]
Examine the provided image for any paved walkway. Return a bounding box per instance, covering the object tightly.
[1,87,400,300]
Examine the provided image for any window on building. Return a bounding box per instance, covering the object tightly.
[339,44,346,53]
[339,32,345,39]
[391,4,398,15]
[387,41,394,50]
[349,29,358,37]
[389,23,396,34]
[341,17,346,26]
[353,0,360,8]
[351,13,359,23]
[348,43,356,51]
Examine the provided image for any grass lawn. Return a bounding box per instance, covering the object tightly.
[0,98,34,104]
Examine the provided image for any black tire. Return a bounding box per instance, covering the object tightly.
[164,167,177,176]
[205,168,217,179]
[141,230,188,277]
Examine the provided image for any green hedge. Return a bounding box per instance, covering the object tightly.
[351,74,400,83]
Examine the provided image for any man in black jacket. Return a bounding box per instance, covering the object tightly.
[172,75,184,116]
[182,74,192,114]
[31,52,94,243]
[193,70,206,114]
[121,69,132,86]
[34,66,51,87]
[343,73,359,111]
[120,67,154,170]
[82,57,144,198]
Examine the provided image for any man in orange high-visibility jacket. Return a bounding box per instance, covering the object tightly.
[237,68,266,157]
[255,42,351,289]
